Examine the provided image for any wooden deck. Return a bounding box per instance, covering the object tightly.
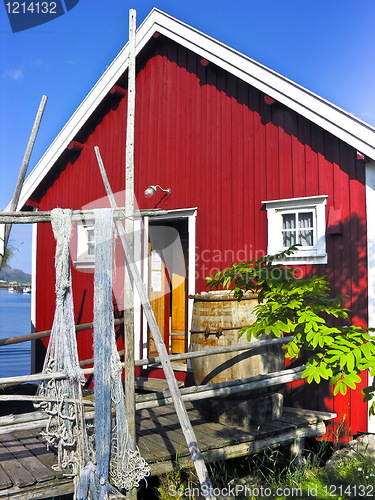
[0,404,334,499]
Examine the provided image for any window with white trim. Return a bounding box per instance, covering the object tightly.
[263,195,328,264]
[74,220,95,269]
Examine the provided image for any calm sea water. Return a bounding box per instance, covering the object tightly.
[0,287,31,378]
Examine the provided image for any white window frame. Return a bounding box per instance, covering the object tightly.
[74,219,95,269]
[263,195,328,264]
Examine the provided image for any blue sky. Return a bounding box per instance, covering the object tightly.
[1,0,375,273]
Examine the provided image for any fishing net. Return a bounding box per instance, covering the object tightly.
[36,208,91,479]
[77,208,150,498]
[37,207,149,499]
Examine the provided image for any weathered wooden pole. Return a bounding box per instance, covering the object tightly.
[0,318,125,347]
[0,367,305,407]
[0,95,47,270]
[0,208,166,224]
[124,9,137,463]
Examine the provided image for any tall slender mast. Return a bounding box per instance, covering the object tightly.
[124,8,136,450]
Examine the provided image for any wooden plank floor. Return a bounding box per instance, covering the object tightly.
[0,405,333,499]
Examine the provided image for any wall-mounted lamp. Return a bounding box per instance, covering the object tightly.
[144,185,171,198]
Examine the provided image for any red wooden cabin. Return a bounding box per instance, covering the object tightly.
[15,9,375,442]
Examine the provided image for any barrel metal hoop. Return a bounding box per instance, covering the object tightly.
[188,294,258,302]
[190,324,252,337]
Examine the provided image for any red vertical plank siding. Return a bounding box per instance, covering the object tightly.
[253,91,268,253]
[268,104,280,201]
[292,115,306,197]
[278,111,293,200]
[346,151,368,439]
[304,127,319,197]
[34,38,368,440]
[231,77,242,258]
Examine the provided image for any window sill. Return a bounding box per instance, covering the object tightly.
[274,254,327,265]
[74,260,95,270]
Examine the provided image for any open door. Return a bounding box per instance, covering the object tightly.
[147,218,189,361]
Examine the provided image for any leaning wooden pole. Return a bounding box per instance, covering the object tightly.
[0,95,47,270]
[0,318,125,347]
[95,147,216,500]
[124,8,136,460]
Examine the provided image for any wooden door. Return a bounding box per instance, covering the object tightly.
[170,272,187,355]
[148,246,170,357]
[147,221,188,358]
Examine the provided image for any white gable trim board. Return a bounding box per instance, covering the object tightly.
[13,8,375,212]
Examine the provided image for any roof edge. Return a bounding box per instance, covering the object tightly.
[14,8,375,210]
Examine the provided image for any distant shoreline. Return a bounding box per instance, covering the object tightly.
[0,264,31,285]
[0,283,31,290]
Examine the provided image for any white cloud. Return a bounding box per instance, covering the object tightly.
[2,68,24,81]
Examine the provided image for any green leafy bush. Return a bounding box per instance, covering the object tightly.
[206,246,375,414]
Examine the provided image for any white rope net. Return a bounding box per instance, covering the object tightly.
[80,207,150,497]
[36,208,91,478]
[37,207,150,499]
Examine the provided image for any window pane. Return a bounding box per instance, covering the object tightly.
[283,213,296,230]
[87,228,95,255]
[298,212,313,228]
[299,230,313,246]
[283,231,296,247]
[282,214,296,247]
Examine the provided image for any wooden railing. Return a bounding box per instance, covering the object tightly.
[0,321,293,387]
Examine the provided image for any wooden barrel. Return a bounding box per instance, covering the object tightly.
[190,291,284,427]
